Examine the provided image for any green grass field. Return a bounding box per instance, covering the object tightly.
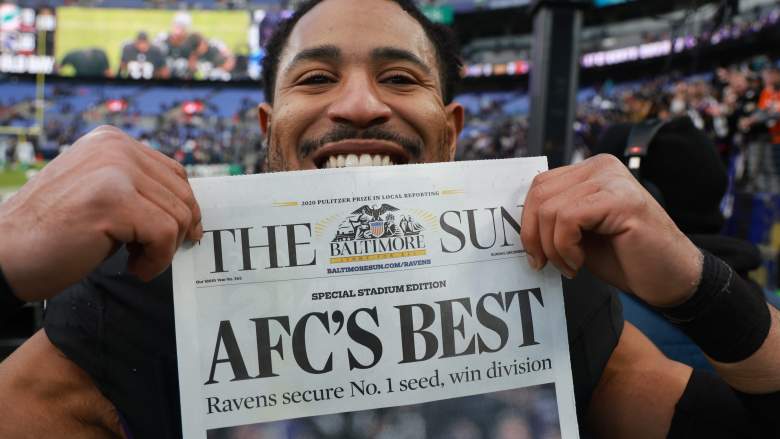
[55,7,250,75]
[0,169,27,188]
[0,163,44,189]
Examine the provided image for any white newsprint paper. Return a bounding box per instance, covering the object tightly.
[173,158,579,439]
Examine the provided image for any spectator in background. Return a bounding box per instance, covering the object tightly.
[757,66,780,176]
[118,31,168,80]
[58,47,112,78]
[724,72,755,142]
[14,137,34,167]
[188,33,235,81]
[156,12,198,79]
[0,137,9,168]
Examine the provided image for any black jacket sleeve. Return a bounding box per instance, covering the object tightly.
[734,389,780,438]
[668,369,779,439]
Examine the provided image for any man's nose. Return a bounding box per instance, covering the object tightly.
[327,74,391,128]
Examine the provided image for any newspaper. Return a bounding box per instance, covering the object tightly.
[173,158,579,439]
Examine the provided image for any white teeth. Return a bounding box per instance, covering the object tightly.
[323,154,396,168]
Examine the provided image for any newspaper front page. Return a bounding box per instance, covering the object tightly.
[173,158,579,438]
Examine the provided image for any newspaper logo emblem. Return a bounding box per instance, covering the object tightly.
[330,204,426,264]
[369,220,385,238]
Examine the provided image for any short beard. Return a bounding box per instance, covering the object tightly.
[265,125,289,173]
[266,124,453,172]
[297,124,424,161]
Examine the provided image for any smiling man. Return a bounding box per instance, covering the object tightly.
[1,0,778,438]
[257,0,462,171]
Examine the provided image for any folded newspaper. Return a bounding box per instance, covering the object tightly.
[173,158,579,438]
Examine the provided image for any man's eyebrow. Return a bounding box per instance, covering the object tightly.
[370,47,432,75]
[283,45,342,76]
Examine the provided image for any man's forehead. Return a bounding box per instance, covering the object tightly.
[280,0,436,71]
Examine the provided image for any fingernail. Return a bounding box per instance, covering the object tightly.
[193,222,203,240]
[563,257,577,272]
[527,254,538,270]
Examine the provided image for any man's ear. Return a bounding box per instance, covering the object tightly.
[445,102,465,161]
[258,103,273,135]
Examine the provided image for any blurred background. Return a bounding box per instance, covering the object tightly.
[1,0,779,367]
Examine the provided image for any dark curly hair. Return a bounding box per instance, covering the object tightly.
[261,0,462,105]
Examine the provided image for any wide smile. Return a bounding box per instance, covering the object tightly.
[309,140,412,169]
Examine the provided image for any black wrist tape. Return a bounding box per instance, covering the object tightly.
[656,250,771,363]
[0,264,23,311]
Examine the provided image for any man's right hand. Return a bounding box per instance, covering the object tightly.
[0,126,202,302]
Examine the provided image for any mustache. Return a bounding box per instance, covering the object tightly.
[298,125,423,159]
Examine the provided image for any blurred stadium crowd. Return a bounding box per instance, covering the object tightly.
[458,56,780,190]
[0,81,265,173]
[2,55,780,189]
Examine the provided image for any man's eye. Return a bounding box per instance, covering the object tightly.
[382,75,417,85]
[298,74,335,85]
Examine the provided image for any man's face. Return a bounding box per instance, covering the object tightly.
[730,73,747,94]
[259,0,464,172]
[768,70,780,88]
[171,25,188,42]
[136,40,150,53]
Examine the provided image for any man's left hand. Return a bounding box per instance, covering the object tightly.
[521,154,702,307]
